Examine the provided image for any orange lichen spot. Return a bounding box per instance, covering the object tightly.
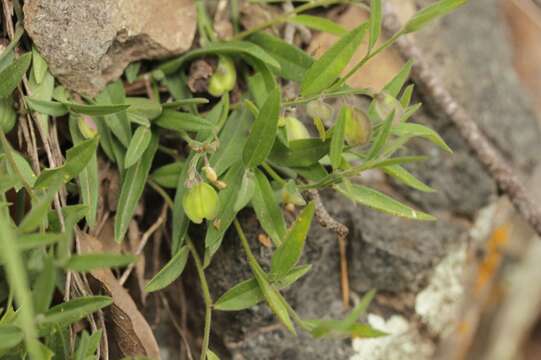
[257,233,272,248]
[474,224,510,294]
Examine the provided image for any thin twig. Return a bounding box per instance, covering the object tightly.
[305,189,350,308]
[382,4,541,237]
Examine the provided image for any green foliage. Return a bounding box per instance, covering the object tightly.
[0,0,466,358]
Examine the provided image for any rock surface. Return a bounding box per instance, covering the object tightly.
[24,0,196,96]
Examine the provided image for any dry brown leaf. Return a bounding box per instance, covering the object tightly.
[79,232,161,359]
[503,0,541,117]
[308,3,415,91]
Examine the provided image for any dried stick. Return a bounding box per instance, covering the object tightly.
[305,189,350,307]
[382,4,541,237]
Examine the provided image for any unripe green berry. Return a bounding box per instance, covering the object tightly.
[284,116,310,141]
[344,108,372,146]
[208,56,237,97]
[182,182,219,224]
[77,115,98,139]
[306,100,333,122]
[0,97,16,133]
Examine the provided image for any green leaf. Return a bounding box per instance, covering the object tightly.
[160,41,280,75]
[65,253,136,272]
[69,114,99,227]
[32,47,48,85]
[207,350,220,360]
[38,296,112,331]
[404,0,467,33]
[17,232,64,251]
[301,23,368,97]
[290,15,347,36]
[368,0,382,51]
[74,330,102,360]
[0,97,16,133]
[330,107,347,169]
[400,84,415,108]
[162,98,209,109]
[243,87,281,168]
[251,169,287,246]
[248,32,313,82]
[270,139,330,168]
[214,265,311,312]
[383,60,413,98]
[125,62,141,83]
[144,246,189,293]
[114,133,158,243]
[271,202,315,276]
[0,325,23,351]
[124,127,152,169]
[0,25,23,66]
[96,81,132,147]
[367,110,394,160]
[19,177,63,233]
[32,255,56,314]
[233,170,256,212]
[383,165,435,192]
[125,97,162,120]
[337,183,435,220]
[65,102,130,116]
[25,97,68,117]
[154,110,214,132]
[150,161,184,189]
[0,52,31,98]
[392,122,452,153]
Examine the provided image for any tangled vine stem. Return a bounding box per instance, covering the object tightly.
[305,189,350,307]
[382,4,541,237]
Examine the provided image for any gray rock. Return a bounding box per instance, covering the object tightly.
[24,0,196,96]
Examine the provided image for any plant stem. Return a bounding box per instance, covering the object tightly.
[262,162,287,186]
[232,0,347,41]
[187,238,213,360]
[148,179,175,209]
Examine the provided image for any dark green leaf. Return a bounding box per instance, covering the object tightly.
[243,87,281,168]
[270,139,329,168]
[125,97,162,120]
[0,325,23,351]
[0,52,31,98]
[144,246,189,293]
[271,202,315,276]
[234,170,256,212]
[65,253,136,272]
[150,161,184,189]
[124,127,152,169]
[25,97,68,117]
[301,23,368,96]
[32,256,56,314]
[154,110,214,132]
[114,133,158,242]
[65,102,130,116]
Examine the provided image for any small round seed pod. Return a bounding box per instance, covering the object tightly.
[306,100,334,122]
[208,55,237,97]
[344,108,372,146]
[284,116,310,141]
[77,115,98,139]
[182,182,219,224]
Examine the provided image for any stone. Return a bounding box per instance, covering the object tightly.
[24,0,196,96]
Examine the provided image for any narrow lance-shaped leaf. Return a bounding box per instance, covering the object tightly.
[290,15,347,36]
[403,0,467,33]
[392,122,453,153]
[154,110,214,132]
[65,253,136,272]
[368,0,382,51]
[330,107,347,170]
[114,133,159,242]
[32,47,49,84]
[243,87,281,168]
[32,255,56,314]
[301,23,368,97]
[144,246,190,293]
[367,110,394,160]
[0,325,24,352]
[251,169,287,246]
[124,126,152,169]
[0,52,31,98]
[383,164,435,193]
[383,60,413,98]
[65,102,130,116]
[337,183,435,220]
[271,202,315,276]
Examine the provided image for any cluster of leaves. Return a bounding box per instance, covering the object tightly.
[0,0,466,359]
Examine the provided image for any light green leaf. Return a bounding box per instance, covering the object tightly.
[251,169,287,247]
[125,62,141,83]
[150,161,185,189]
[32,47,48,85]
[270,138,329,168]
[368,0,382,51]
[248,32,313,82]
[124,127,152,169]
[337,183,435,220]
[65,102,130,116]
[38,296,112,331]
[404,0,467,33]
[400,84,415,108]
[125,97,162,120]
[114,133,158,242]
[367,110,394,160]
[243,87,281,168]
[392,122,452,153]
[207,350,220,360]
[65,253,136,272]
[17,232,65,251]
[154,109,214,132]
[233,170,256,212]
[301,23,368,97]
[144,246,189,293]
[0,325,24,351]
[271,202,315,276]
[330,107,347,169]
[0,52,31,99]
[290,15,347,36]
[383,165,435,192]
[19,176,63,233]
[32,255,56,314]
[383,60,413,98]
